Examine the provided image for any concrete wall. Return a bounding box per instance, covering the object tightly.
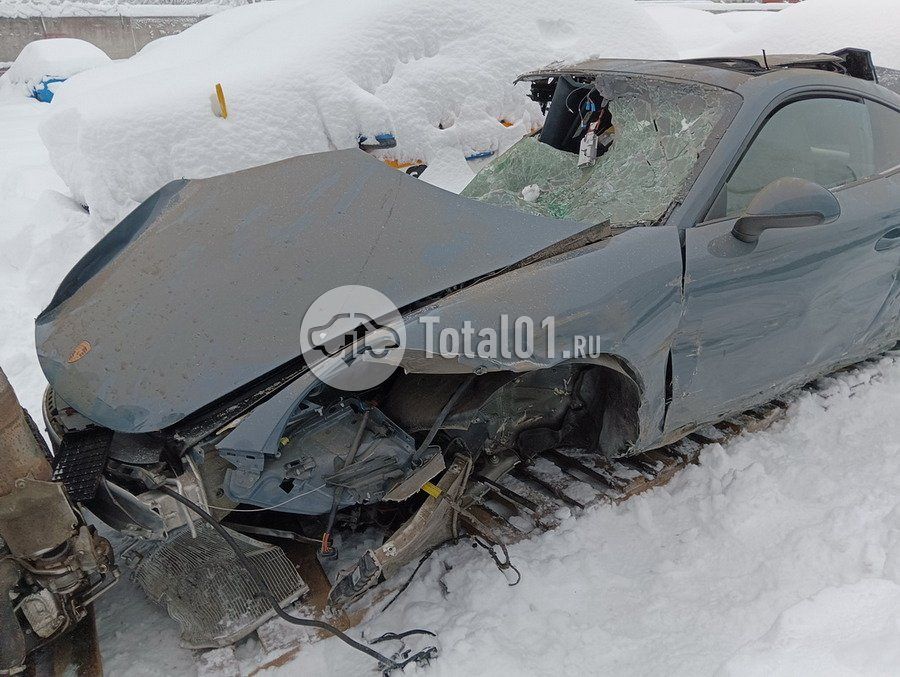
[0,15,207,62]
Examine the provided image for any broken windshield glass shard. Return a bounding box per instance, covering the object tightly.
[462,76,736,227]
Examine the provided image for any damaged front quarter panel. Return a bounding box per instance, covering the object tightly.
[208,220,684,518]
[398,223,685,453]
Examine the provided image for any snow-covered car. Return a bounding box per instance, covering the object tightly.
[5,39,110,102]
[35,48,900,646]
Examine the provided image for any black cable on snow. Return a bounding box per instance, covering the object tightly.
[157,485,437,673]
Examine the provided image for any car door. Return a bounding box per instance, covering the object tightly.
[667,93,900,434]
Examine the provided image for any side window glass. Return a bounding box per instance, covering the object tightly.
[714,97,875,218]
[867,100,900,174]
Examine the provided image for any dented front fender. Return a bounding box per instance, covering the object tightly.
[398,224,684,450]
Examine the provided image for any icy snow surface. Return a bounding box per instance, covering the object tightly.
[1,0,900,675]
[641,4,737,54]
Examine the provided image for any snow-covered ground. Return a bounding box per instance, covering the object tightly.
[2,0,900,674]
[271,359,900,676]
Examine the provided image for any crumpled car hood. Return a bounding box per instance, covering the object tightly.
[36,149,589,433]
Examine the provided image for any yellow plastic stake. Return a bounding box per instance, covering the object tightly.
[215,83,228,119]
[421,482,442,498]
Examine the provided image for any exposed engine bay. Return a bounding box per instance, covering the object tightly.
[219,364,637,518]
[44,359,640,642]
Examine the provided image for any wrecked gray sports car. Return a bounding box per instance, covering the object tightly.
[35,49,900,646]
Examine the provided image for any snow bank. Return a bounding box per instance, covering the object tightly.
[5,38,109,87]
[722,579,900,675]
[38,0,678,222]
[0,96,99,421]
[640,1,783,11]
[687,0,900,68]
[0,0,244,18]
[641,5,735,55]
[715,8,774,35]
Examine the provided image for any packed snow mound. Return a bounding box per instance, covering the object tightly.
[640,6,735,55]
[38,0,677,222]
[0,0,244,18]
[688,0,900,69]
[721,580,900,675]
[6,38,110,86]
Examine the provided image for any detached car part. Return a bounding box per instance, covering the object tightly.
[0,368,116,674]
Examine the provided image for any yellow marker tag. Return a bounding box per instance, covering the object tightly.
[215,82,228,119]
[421,482,442,498]
[279,437,290,447]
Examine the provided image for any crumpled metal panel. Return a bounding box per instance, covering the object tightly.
[669,170,900,434]
[223,399,433,515]
[35,149,591,434]
[400,224,684,451]
[462,77,734,226]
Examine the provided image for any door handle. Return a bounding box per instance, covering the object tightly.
[875,227,900,251]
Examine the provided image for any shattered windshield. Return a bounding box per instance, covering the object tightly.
[462,74,739,226]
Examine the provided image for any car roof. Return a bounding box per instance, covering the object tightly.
[516,58,753,92]
[677,53,846,75]
[517,49,891,98]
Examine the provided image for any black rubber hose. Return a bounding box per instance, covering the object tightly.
[157,485,402,670]
[322,410,371,553]
[412,374,476,462]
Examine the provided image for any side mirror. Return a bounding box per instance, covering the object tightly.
[732,177,841,243]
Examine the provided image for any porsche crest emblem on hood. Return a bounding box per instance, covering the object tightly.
[67,340,92,364]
